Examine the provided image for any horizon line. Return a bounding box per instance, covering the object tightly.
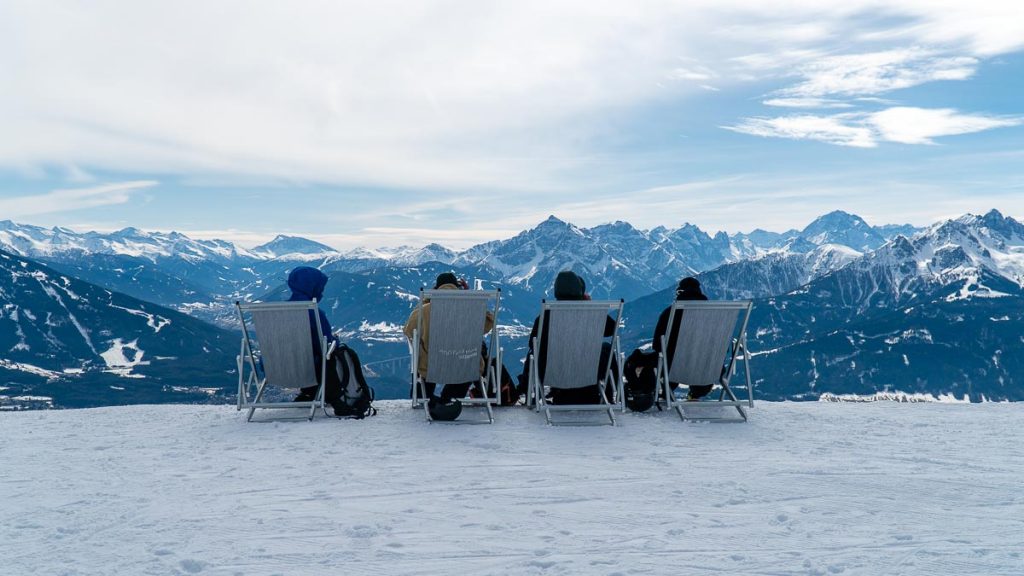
[2,207,1015,253]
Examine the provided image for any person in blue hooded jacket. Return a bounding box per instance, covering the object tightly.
[287,266,342,405]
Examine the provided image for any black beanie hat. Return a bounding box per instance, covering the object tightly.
[434,272,459,289]
[553,270,586,300]
[676,276,702,296]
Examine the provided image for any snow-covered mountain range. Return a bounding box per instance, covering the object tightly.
[0,249,235,407]
[0,210,917,301]
[623,209,1024,401]
[2,210,1021,407]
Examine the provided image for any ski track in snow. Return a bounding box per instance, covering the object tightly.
[1,402,1022,576]
[35,276,98,356]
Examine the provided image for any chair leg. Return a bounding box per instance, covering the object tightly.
[311,383,326,421]
[421,380,433,422]
[246,379,269,422]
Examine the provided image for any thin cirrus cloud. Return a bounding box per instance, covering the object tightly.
[725,114,876,148]
[725,107,1022,148]
[779,48,979,98]
[0,181,157,218]
[762,98,855,109]
[731,33,1020,148]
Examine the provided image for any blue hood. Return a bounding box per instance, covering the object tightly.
[287,266,328,301]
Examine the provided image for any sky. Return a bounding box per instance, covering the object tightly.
[1,0,1022,250]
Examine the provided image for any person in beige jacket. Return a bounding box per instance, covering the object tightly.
[403,272,495,404]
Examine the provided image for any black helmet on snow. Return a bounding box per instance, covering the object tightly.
[427,397,462,421]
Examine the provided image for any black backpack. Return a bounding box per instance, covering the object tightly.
[331,344,377,419]
[470,359,519,406]
[623,349,659,412]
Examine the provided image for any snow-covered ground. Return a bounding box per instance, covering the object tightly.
[2,401,1022,576]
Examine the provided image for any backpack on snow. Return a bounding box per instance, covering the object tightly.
[331,344,377,419]
[623,348,659,412]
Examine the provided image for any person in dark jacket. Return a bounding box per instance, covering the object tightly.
[518,270,618,405]
[287,266,343,407]
[652,276,711,400]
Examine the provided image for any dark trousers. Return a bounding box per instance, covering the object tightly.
[684,384,713,400]
[414,381,472,402]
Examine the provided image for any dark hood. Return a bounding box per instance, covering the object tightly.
[287,266,329,301]
[675,276,707,301]
[553,270,586,300]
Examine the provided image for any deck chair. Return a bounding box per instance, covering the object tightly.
[409,288,501,424]
[527,300,625,426]
[656,300,754,422]
[235,300,336,422]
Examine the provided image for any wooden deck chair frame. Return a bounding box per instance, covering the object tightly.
[656,300,754,423]
[526,300,625,426]
[408,288,502,424]
[235,300,336,422]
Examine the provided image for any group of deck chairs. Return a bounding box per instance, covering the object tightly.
[236,289,754,426]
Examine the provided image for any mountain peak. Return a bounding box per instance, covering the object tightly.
[801,211,883,251]
[804,210,867,231]
[531,215,574,235]
[252,235,337,258]
[822,209,855,218]
[112,226,144,237]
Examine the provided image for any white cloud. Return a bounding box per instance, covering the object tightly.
[727,107,1022,148]
[0,1,1021,195]
[0,181,157,218]
[868,107,1023,145]
[781,48,978,98]
[64,165,96,184]
[763,98,854,109]
[0,1,725,193]
[725,114,876,148]
[668,66,716,82]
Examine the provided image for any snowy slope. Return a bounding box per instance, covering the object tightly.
[0,250,236,407]
[1,401,1022,576]
[696,243,862,300]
